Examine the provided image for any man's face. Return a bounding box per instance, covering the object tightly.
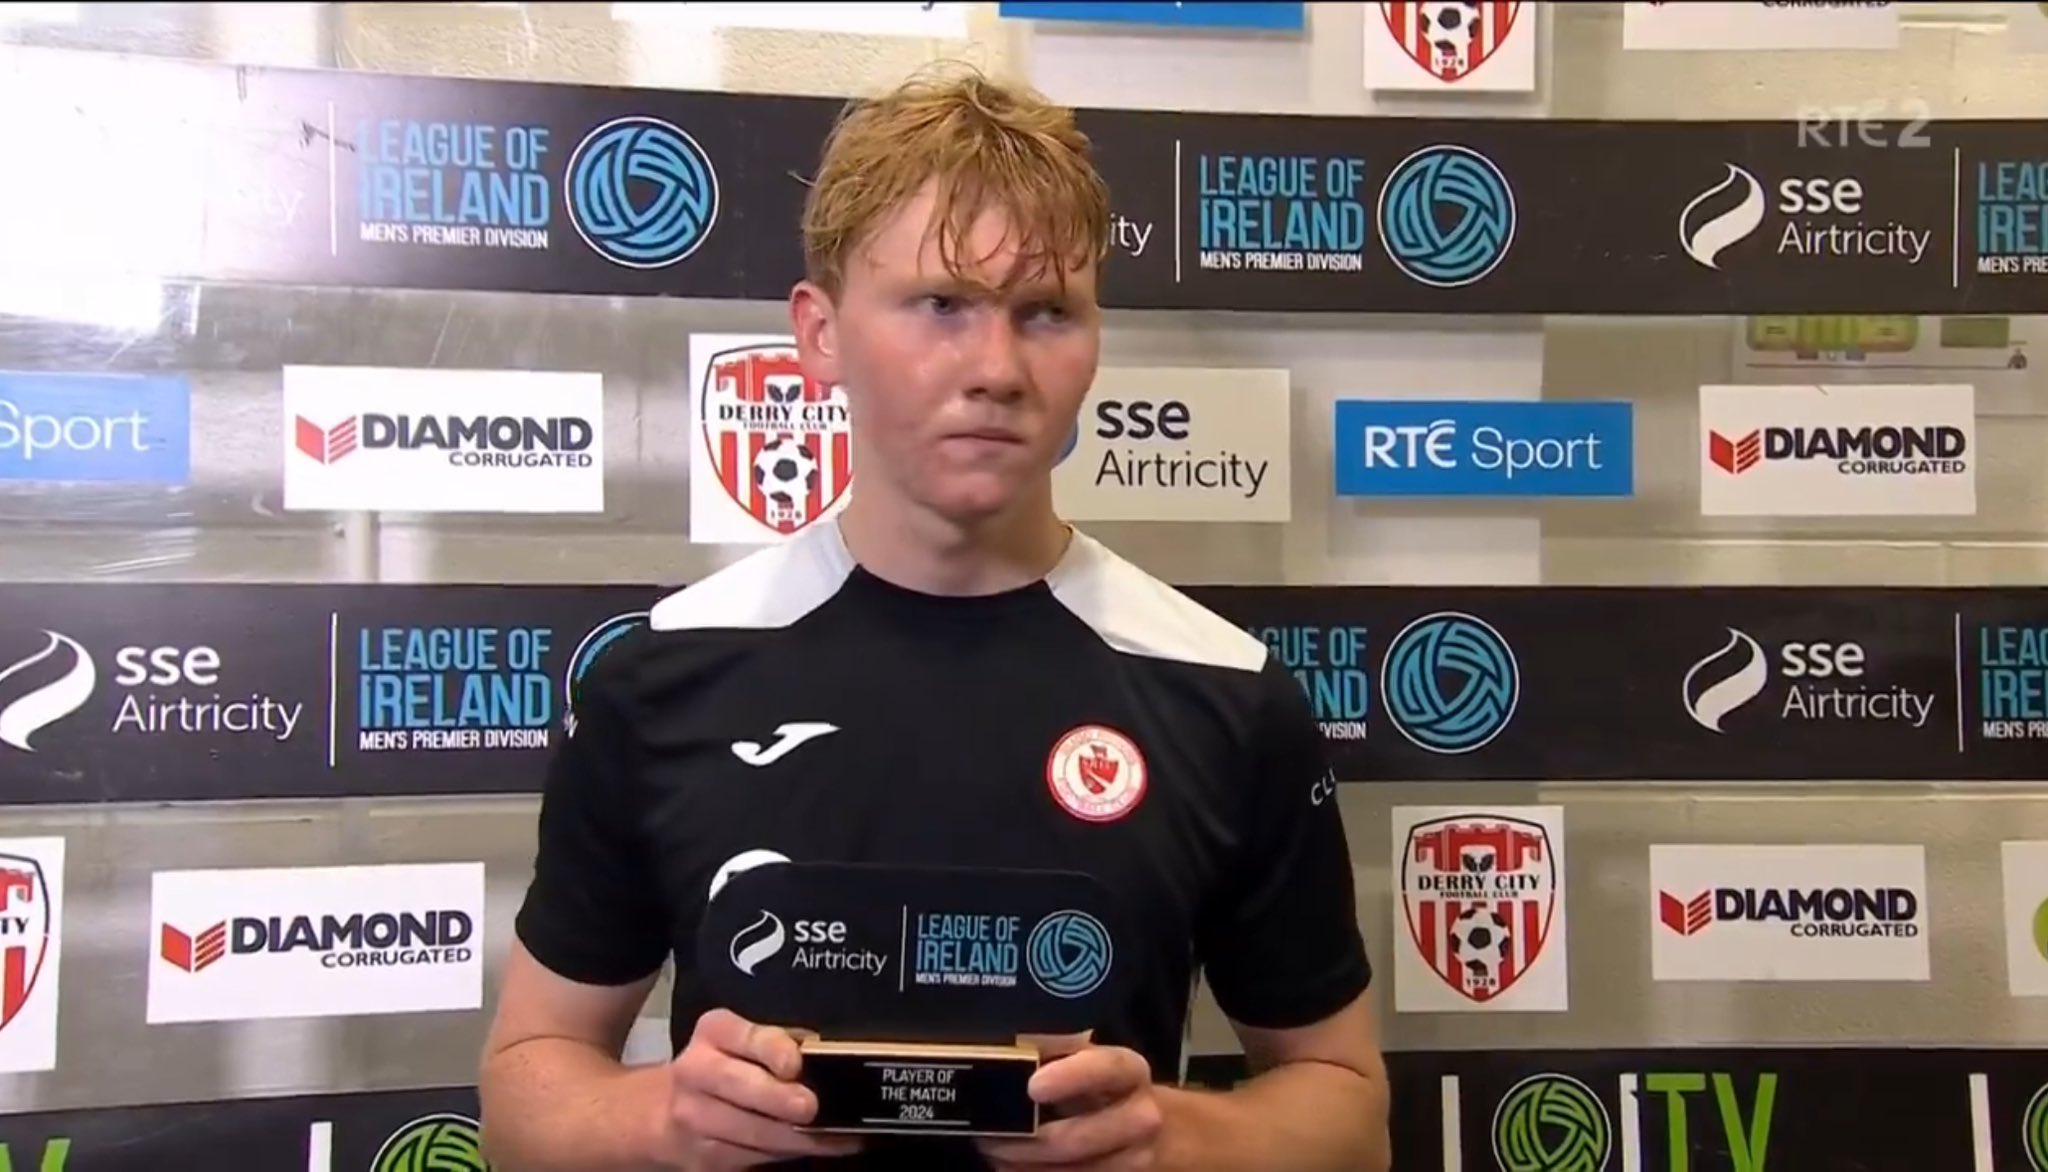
[791,181,1102,525]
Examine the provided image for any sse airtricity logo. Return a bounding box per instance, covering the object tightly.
[1377,144,1515,288]
[1491,1073,1611,1172]
[565,116,720,270]
[729,910,788,976]
[1679,163,1767,270]
[370,1112,487,1172]
[1026,910,1111,999]
[1380,612,1518,754]
[1681,627,1769,733]
[0,631,96,753]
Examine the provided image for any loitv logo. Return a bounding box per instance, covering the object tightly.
[0,1139,69,1172]
[1490,1069,1776,1172]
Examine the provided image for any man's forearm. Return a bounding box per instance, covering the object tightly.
[1156,1061,1391,1172]
[480,1038,673,1172]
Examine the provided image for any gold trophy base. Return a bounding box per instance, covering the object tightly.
[797,1037,1043,1138]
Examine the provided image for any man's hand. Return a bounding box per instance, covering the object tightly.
[665,1008,864,1170]
[978,1040,1164,1170]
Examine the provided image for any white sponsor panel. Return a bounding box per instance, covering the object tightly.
[687,334,853,546]
[610,3,971,37]
[2000,841,2048,996]
[282,366,605,514]
[1364,2,1536,93]
[1649,844,1929,982]
[1622,2,1899,50]
[146,863,486,1023]
[1697,382,1976,517]
[1053,367,1291,523]
[0,837,62,1073]
[1391,805,1568,1013]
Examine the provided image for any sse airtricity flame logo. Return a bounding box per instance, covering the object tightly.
[1679,163,1766,270]
[729,910,787,976]
[1681,627,1769,733]
[0,631,95,753]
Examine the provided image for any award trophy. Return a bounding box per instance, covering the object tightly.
[696,861,1130,1139]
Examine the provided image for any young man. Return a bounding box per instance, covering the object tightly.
[478,66,1391,1172]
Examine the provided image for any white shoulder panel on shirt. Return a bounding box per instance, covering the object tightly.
[649,520,856,632]
[1047,529,1270,674]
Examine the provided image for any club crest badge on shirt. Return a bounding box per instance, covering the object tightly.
[1045,724,1147,823]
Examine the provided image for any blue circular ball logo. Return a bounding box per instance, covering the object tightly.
[566,116,720,269]
[1054,424,1079,466]
[1027,910,1111,1000]
[1380,611,1518,755]
[1377,144,1515,289]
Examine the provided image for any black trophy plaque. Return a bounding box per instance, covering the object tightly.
[698,861,1131,1139]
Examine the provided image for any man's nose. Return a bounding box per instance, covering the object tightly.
[963,313,1029,401]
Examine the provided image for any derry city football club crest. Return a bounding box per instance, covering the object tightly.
[1400,813,1555,1003]
[697,343,853,538]
[1378,2,1523,84]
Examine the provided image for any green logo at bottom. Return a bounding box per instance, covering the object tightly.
[372,1113,488,1172]
[2023,1084,2048,1172]
[1492,1073,1612,1172]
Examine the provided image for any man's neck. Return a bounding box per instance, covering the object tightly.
[836,489,1072,598]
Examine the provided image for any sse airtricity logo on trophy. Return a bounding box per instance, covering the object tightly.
[1380,612,1519,754]
[1377,144,1516,288]
[565,115,720,269]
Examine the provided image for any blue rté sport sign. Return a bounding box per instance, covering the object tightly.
[996,3,1305,31]
[1331,400,1635,498]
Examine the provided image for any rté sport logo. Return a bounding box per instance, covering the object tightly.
[1332,400,1634,498]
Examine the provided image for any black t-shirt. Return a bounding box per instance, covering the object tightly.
[513,520,1371,1169]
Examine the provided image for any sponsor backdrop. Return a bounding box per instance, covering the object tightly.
[1697,382,1975,517]
[997,2,1307,31]
[0,373,190,488]
[1333,399,1635,498]
[1186,1047,2048,1172]
[281,366,606,515]
[686,334,853,546]
[0,1085,483,1170]
[20,1051,2048,1168]
[11,48,2048,316]
[0,584,658,804]
[1054,367,1292,523]
[1,585,2044,802]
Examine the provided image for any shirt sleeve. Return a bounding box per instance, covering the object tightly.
[512,647,671,986]
[1193,658,1373,1031]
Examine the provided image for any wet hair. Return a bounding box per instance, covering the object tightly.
[800,63,1112,296]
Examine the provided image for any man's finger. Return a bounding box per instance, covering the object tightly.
[734,1020,805,1080]
[681,1096,862,1160]
[1028,1046,1146,1105]
[980,1090,1158,1167]
[702,1052,820,1123]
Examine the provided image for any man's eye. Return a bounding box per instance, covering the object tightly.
[924,295,961,316]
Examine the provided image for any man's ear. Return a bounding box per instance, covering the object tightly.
[789,280,842,387]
